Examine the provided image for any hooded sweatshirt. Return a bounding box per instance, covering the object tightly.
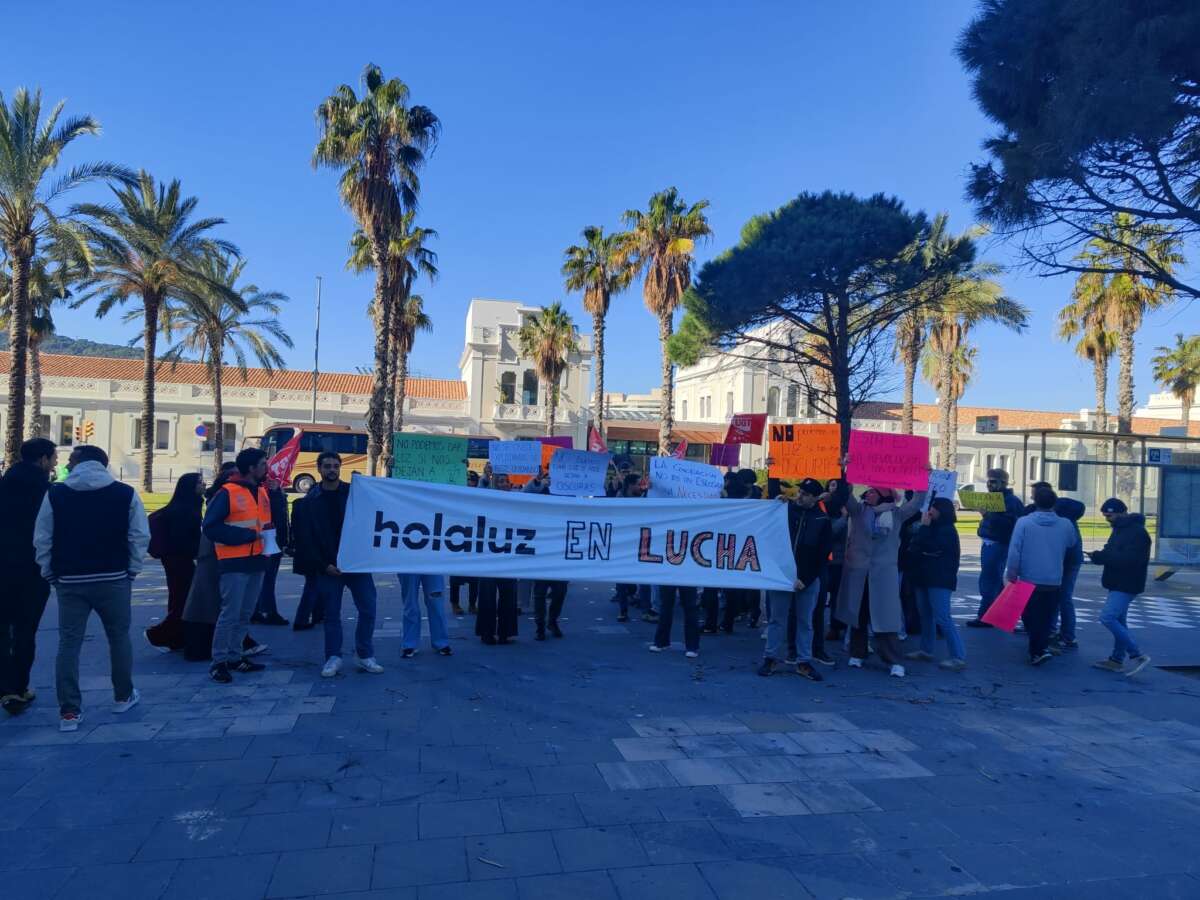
[1054,497,1086,569]
[1004,508,1077,588]
[33,461,150,584]
[1090,514,1151,595]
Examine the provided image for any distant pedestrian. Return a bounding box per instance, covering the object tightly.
[0,438,57,716]
[1004,486,1077,666]
[202,448,275,683]
[145,473,204,652]
[904,497,966,671]
[1089,498,1152,676]
[968,468,1025,627]
[33,446,149,731]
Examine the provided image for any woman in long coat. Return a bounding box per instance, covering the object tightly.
[834,483,925,675]
[145,473,204,651]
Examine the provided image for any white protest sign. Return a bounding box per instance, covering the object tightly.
[923,469,958,512]
[647,457,724,499]
[487,440,542,474]
[549,449,610,497]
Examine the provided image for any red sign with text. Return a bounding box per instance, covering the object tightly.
[724,413,767,445]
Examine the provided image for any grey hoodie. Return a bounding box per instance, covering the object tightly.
[33,461,150,582]
[1004,509,1077,587]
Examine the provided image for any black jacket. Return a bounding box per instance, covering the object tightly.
[909,520,961,590]
[293,482,349,575]
[0,461,51,581]
[1090,514,1151,595]
[787,502,832,589]
[976,489,1024,544]
[266,485,289,552]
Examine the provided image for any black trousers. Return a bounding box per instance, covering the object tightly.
[824,564,845,640]
[0,577,50,697]
[533,580,567,630]
[476,578,519,641]
[848,585,903,665]
[654,586,700,652]
[449,576,478,611]
[1022,585,1059,658]
[700,588,721,630]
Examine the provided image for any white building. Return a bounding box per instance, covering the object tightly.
[0,299,592,488]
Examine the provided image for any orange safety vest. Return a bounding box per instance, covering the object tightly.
[214,481,273,560]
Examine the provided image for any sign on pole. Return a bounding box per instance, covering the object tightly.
[393,434,468,485]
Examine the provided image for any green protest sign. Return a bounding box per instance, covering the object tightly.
[392,433,468,485]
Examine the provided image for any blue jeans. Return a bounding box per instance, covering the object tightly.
[765,579,819,663]
[1052,565,1079,642]
[398,573,448,650]
[254,555,282,617]
[319,573,378,661]
[1100,590,1141,662]
[916,586,965,661]
[977,541,1007,617]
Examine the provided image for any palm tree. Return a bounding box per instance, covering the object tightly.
[73,172,238,490]
[154,254,291,470]
[623,188,711,454]
[516,302,578,436]
[1057,296,1116,432]
[1151,333,1200,429]
[1071,214,1183,435]
[392,294,432,435]
[314,64,439,475]
[0,87,130,464]
[894,309,928,435]
[926,275,1028,469]
[921,341,977,464]
[562,225,634,438]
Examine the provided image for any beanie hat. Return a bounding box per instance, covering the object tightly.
[798,478,824,497]
[1100,497,1128,515]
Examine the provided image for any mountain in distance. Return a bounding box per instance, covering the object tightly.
[0,334,143,359]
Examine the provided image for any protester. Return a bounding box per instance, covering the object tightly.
[1004,486,1077,666]
[0,438,56,715]
[202,447,276,682]
[399,572,452,657]
[613,473,649,624]
[289,480,324,630]
[448,575,478,616]
[251,477,291,626]
[816,487,848,662]
[897,500,923,637]
[905,497,966,670]
[759,477,832,681]
[476,474,519,644]
[709,478,758,632]
[834,481,926,677]
[533,579,567,641]
[1024,481,1053,515]
[33,445,149,731]
[1051,496,1085,650]
[1089,498,1152,676]
[145,473,204,652]
[292,452,383,676]
[650,584,701,658]
[969,468,1025,627]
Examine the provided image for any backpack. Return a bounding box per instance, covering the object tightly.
[148,508,168,559]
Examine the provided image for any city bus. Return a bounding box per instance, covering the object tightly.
[256,423,369,492]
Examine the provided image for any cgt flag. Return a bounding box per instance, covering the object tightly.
[266,433,301,487]
[587,425,607,453]
[337,476,797,591]
[724,413,767,445]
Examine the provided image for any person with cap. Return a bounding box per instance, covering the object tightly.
[968,468,1026,628]
[1089,498,1152,676]
[904,497,966,670]
[1004,486,1077,666]
[759,478,832,680]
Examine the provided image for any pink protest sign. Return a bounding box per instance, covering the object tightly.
[845,430,930,490]
[981,580,1036,632]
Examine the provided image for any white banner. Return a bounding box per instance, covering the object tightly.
[648,457,724,499]
[549,449,610,497]
[338,477,797,590]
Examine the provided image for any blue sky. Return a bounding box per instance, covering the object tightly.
[5,1,1193,413]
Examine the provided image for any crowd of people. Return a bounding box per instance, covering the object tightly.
[0,435,1156,732]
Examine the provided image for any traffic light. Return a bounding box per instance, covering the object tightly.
[74,425,83,442]
[74,421,95,443]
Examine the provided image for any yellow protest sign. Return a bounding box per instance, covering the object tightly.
[958,489,1005,512]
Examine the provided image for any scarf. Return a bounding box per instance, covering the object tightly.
[867,503,896,539]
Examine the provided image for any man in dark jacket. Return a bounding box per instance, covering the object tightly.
[969,468,1026,627]
[760,478,832,681]
[1090,498,1152,676]
[251,479,291,626]
[0,438,56,715]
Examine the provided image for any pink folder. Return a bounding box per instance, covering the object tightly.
[981,580,1036,632]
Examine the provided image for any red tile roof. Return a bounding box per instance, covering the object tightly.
[0,351,467,401]
[855,401,1200,437]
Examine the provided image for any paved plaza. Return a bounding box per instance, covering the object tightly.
[4,546,1200,900]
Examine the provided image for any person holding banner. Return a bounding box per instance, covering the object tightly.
[904,498,966,671]
[650,584,701,658]
[476,475,520,645]
[834,482,926,678]
[398,572,452,658]
[968,469,1026,628]
[759,478,832,681]
[1004,487,1077,666]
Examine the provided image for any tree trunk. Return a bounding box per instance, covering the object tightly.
[901,337,918,435]
[365,230,393,477]
[141,296,161,492]
[1093,357,1109,432]
[546,381,557,437]
[381,312,400,477]
[1182,388,1194,429]
[1115,326,1136,499]
[4,250,31,467]
[592,312,606,438]
[948,394,959,464]
[28,337,43,438]
[395,347,410,434]
[658,312,674,455]
[937,337,955,471]
[211,337,225,471]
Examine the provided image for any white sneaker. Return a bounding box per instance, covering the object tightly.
[59,711,83,732]
[685,651,699,659]
[356,656,384,674]
[847,657,864,668]
[321,656,342,678]
[890,664,906,678]
[648,644,665,653]
[113,688,141,714]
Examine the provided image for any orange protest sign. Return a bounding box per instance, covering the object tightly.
[768,423,842,481]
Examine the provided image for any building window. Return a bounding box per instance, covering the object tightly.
[726,392,733,416]
[34,414,51,437]
[133,418,171,451]
[999,455,1009,474]
[766,387,780,417]
[682,400,688,419]
[805,389,820,418]
[499,372,516,404]
[1029,455,1040,480]
[201,422,235,453]
[985,453,996,472]
[521,370,539,405]
[786,384,799,417]
[59,415,75,447]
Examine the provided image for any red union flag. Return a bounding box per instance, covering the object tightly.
[587,425,607,453]
[671,439,688,459]
[266,433,301,487]
[724,413,767,445]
